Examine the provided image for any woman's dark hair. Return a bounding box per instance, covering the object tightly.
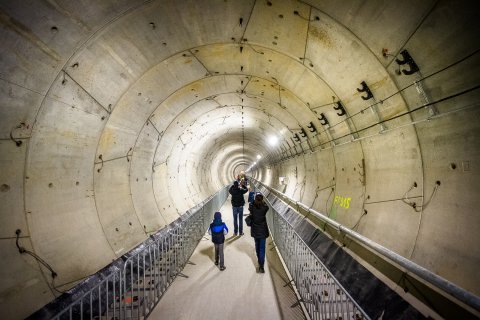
[254,194,264,206]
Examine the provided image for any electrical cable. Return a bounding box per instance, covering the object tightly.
[402,183,417,208]
[312,48,480,138]
[10,122,28,147]
[275,80,283,108]
[293,178,311,222]
[51,277,66,294]
[242,42,265,55]
[282,81,480,160]
[351,211,367,231]
[333,48,480,131]
[397,273,442,315]
[325,188,334,217]
[15,230,57,279]
[310,188,319,208]
[319,84,480,147]
[414,182,441,212]
[293,10,319,22]
[52,271,103,296]
[312,101,337,111]
[341,210,368,247]
[15,230,66,294]
[299,177,306,200]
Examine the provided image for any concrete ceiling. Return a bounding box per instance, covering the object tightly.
[0,0,479,318]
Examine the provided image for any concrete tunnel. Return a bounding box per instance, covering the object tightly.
[0,0,479,319]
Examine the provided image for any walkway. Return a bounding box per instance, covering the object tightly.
[149,197,306,320]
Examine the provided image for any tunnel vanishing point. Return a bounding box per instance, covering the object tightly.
[0,0,479,319]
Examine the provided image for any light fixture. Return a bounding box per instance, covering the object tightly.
[257,154,261,159]
[268,136,278,146]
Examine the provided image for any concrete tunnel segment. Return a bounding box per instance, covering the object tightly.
[0,0,479,318]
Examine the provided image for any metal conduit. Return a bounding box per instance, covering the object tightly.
[253,178,480,313]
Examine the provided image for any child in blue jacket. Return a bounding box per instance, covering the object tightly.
[208,212,229,270]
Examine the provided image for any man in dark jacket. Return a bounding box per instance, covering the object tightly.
[248,193,269,273]
[229,180,248,236]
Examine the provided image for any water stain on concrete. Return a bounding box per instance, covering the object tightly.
[309,26,333,48]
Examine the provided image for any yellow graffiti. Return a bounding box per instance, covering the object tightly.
[334,195,351,209]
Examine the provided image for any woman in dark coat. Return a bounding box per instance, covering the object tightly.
[248,193,269,273]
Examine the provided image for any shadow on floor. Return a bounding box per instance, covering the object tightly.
[236,236,262,271]
[198,235,242,263]
[266,240,306,320]
[225,234,242,243]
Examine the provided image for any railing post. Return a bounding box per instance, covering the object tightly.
[252,178,480,314]
[50,186,229,319]
[255,180,370,320]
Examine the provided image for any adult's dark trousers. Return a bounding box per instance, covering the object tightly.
[232,206,244,234]
[254,238,266,267]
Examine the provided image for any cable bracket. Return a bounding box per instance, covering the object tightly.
[395,49,420,75]
[357,81,374,100]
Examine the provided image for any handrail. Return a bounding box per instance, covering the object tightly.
[253,178,480,312]
[51,186,229,319]
[265,193,371,319]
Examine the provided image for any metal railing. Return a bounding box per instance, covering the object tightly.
[52,186,228,320]
[254,179,480,314]
[265,194,371,320]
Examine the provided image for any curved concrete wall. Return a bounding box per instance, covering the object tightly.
[0,0,479,318]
